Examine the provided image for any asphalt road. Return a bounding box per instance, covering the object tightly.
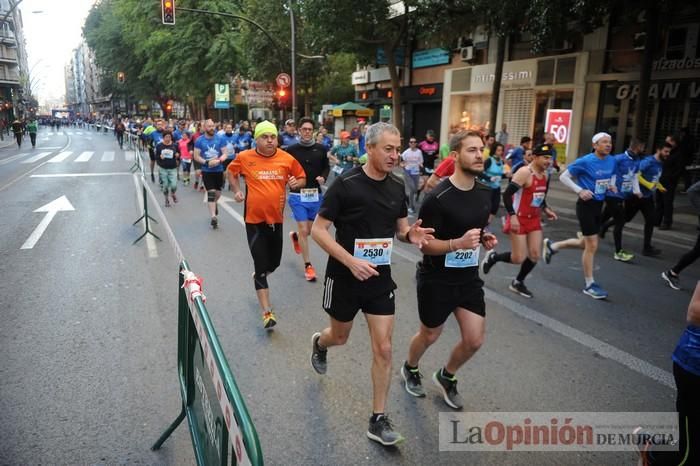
[1,128,697,465]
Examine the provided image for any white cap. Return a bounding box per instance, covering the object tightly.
[592,132,611,144]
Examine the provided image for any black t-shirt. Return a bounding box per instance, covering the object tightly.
[155,142,179,169]
[318,166,408,283]
[287,142,330,191]
[418,177,492,283]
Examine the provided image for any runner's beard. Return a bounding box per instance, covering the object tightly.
[456,159,483,177]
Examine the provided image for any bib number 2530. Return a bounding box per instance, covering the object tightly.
[354,238,392,266]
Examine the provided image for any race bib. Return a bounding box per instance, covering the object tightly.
[594,178,610,195]
[354,238,392,266]
[331,165,344,175]
[530,192,545,208]
[490,176,502,185]
[445,247,480,268]
[161,149,174,159]
[621,181,633,193]
[300,188,319,203]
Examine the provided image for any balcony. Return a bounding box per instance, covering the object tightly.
[0,48,17,63]
[0,30,16,47]
[0,68,19,85]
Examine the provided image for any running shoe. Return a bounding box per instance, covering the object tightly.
[432,369,464,409]
[543,238,556,264]
[310,332,327,374]
[401,362,425,397]
[151,173,155,183]
[304,264,317,282]
[171,193,178,203]
[583,282,608,299]
[509,280,533,298]
[613,250,634,262]
[481,250,497,275]
[290,231,301,254]
[661,270,681,290]
[210,216,218,229]
[263,310,277,329]
[642,246,662,257]
[367,415,405,446]
[165,198,171,207]
[193,181,198,190]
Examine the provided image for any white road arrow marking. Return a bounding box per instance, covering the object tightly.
[20,195,75,250]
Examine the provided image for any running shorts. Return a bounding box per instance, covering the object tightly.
[576,199,604,237]
[321,275,396,322]
[288,192,322,222]
[416,274,485,328]
[202,172,224,191]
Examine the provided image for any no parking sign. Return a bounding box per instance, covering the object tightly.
[545,109,572,165]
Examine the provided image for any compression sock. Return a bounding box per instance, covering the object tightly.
[516,258,537,282]
[493,252,512,263]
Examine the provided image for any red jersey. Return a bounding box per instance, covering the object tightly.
[513,168,547,218]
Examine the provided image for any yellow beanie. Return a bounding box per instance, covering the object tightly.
[254,120,278,139]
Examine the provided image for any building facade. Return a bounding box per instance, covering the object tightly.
[0,0,29,121]
[65,40,109,118]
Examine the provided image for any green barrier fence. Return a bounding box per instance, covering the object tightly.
[152,260,264,465]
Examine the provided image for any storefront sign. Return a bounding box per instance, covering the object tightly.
[413,48,451,69]
[352,70,369,85]
[377,47,405,66]
[545,109,572,166]
[653,57,700,71]
[615,81,700,100]
[468,60,538,93]
[402,84,444,101]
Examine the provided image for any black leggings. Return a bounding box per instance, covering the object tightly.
[672,233,700,275]
[246,223,283,290]
[645,362,699,465]
[602,198,626,252]
[625,196,655,249]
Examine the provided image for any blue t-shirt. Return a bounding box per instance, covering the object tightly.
[195,134,224,173]
[508,146,525,166]
[218,132,237,160]
[608,150,641,199]
[481,157,505,189]
[173,129,183,142]
[280,132,299,149]
[321,135,332,151]
[358,134,366,155]
[672,325,700,377]
[233,131,253,154]
[149,130,163,148]
[567,152,617,201]
[638,155,663,198]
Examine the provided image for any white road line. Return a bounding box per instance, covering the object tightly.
[125,150,135,161]
[389,246,675,390]
[74,151,94,162]
[31,172,131,178]
[76,132,83,135]
[132,174,158,259]
[101,151,115,162]
[47,151,73,163]
[21,152,52,164]
[0,152,30,166]
[217,198,245,225]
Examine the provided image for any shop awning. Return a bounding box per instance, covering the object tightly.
[332,102,374,118]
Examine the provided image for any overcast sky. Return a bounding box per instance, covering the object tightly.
[21,0,96,104]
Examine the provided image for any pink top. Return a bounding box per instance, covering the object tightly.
[178,138,192,161]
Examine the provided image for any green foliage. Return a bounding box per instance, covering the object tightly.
[314,52,356,106]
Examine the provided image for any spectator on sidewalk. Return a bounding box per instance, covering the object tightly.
[656,134,682,230]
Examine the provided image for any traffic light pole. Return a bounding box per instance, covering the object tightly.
[289,0,297,122]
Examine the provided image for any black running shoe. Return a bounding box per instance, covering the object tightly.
[661,270,680,290]
[367,415,405,446]
[311,332,327,374]
[401,362,425,397]
[210,216,218,229]
[481,250,497,275]
[509,280,533,298]
[432,369,464,409]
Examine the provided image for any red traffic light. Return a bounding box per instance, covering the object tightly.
[117,71,125,83]
[161,0,175,25]
[278,89,286,97]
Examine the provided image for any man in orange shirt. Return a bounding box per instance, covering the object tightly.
[228,120,307,329]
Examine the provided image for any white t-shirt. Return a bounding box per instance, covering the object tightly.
[401,148,423,175]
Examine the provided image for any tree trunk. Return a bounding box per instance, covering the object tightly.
[489,34,507,136]
[386,43,402,131]
[632,2,659,141]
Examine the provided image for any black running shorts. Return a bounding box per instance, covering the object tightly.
[321,275,396,322]
[576,199,604,237]
[416,274,485,328]
[202,171,224,191]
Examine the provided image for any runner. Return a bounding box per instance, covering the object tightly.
[662,180,700,290]
[418,129,439,174]
[481,144,558,298]
[627,142,672,256]
[309,122,434,446]
[543,132,617,299]
[178,130,193,185]
[11,118,23,148]
[329,130,358,183]
[400,137,424,213]
[279,118,299,150]
[155,130,180,207]
[26,118,38,148]
[401,130,498,410]
[228,120,306,329]
[598,138,644,261]
[147,119,165,183]
[287,117,330,282]
[479,142,505,222]
[193,119,225,229]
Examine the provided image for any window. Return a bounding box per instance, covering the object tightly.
[555,58,576,84]
[536,59,555,86]
[666,27,687,60]
[452,68,471,92]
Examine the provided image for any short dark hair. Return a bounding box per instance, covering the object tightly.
[520,136,532,144]
[659,142,674,151]
[450,131,482,153]
[162,130,173,138]
[298,116,314,128]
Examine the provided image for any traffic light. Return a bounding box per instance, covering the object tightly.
[277,88,287,107]
[161,0,175,25]
[117,71,125,83]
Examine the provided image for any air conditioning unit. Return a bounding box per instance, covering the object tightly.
[457,36,473,50]
[460,46,474,62]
